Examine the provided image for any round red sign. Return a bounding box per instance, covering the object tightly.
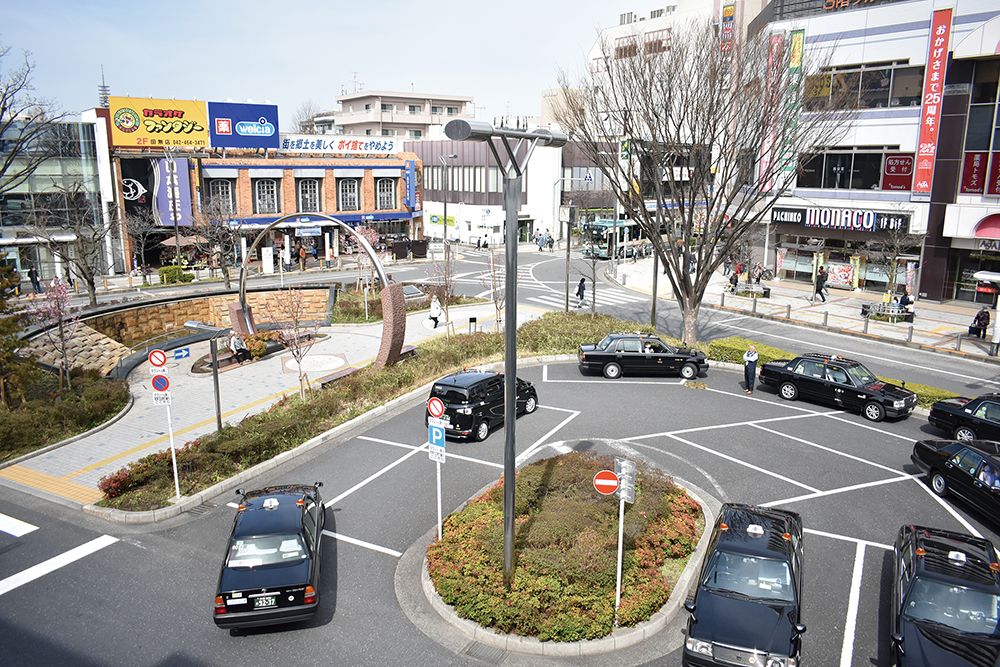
[593,470,619,495]
[148,349,167,367]
[151,375,170,392]
[427,397,445,419]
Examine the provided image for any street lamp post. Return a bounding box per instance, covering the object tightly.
[439,154,457,331]
[445,119,567,591]
[553,177,588,311]
[184,320,229,434]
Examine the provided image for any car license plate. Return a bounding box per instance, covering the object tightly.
[254,595,277,609]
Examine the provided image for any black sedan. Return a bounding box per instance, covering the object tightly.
[891,525,1000,666]
[929,394,1000,441]
[214,483,325,629]
[682,503,805,667]
[425,370,537,441]
[578,332,708,380]
[758,352,917,421]
[911,439,1000,525]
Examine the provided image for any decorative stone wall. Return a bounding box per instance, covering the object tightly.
[27,324,132,376]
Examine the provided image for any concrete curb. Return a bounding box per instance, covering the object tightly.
[0,392,136,472]
[418,472,718,656]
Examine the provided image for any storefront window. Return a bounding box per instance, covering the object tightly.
[972,61,999,105]
[797,155,823,188]
[956,253,1000,305]
[823,153,853,189]
[890,67,923,107]
[860,69,892,108]
[965,105,996,151]
[851,154,883,190]
[832,71,861,107]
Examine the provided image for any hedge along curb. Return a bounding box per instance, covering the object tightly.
[80,353,581,524]
[418,468,719,656]
[0,392,135,472]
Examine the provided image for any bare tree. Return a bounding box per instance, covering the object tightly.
[23,279,78,390]
[123,207,158,285]
[292,100,322,134]
[858,218,923,294]
[27,181,115,308]
[0,42,69,196]
[557,19,852,343]
[192,194,245,289]
[0,265,31,408]
[263,289,318,400]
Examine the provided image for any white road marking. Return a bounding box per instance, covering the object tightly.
[665,433,820,492]
[804,528,892,551]
[630,409,839,440]
[839,542,866,667]
[0,512,38,537]
[226,502,239,509]
[516,409,581,466]
[321,530,401,558]
[820,413,915,441]
[750,424,907,475]
[624,440,730,501]
[0,535,119,597]
[325,444,428,508]
[762,475,914,507]
[910,475,983,537]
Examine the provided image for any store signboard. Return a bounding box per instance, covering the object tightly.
[207,102,279,149]
[912,9,953,200]
[961,152,989,194]
[109,96,209,148]
[155,158,193,227]
[987,152,1000,196]
[772,206,910,232]
[279,134,399,155]
[881,154,914,191]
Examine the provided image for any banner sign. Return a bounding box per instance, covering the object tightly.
[120,158,154,217]
[208,102,279,149]
[961,152,989,194]
[781,30,806,175]
[404,160,416,209]
[109,97,209,148]
[989,152,1000,196]
[912,8,953,200]
[881,154,914,191]
[279,134,400,155]
[720,0,735,55]
[775,247,788,273]
[155,158,193,227]
[772,206,910,232]
[759,34,785,193]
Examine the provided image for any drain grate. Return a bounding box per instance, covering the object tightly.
[187,502,215,516]
[464,641,506,665]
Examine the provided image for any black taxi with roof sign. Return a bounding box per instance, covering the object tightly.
[577,332,708,380]
[683,503,805,667]
[891,525,1000,666]
[758,351,917,422]
[425,370,537,442]
[213,483,325,630]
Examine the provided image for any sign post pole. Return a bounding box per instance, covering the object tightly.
[615,495,625,625]
[612,457,637,626]
[436,460,443,541]
[427,399,447,541]
[166,403,180,500]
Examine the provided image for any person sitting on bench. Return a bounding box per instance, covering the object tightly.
[229,331,251,365]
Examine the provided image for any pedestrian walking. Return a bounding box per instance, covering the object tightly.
[729,272,739,293]
[971,307,991,339]
[723,257,732,277]
[743,345,758,394]
[576,278,586,308]
[429,295,442,328]
[27,264,42,294]
[229,331,251,365]
[736,261,743,279]
[813,267,827,303]
[298,244,307,271]
[753,262,764,285]
[547,235,554,252]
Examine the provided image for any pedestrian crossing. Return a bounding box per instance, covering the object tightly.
[526,286,650,310]
[0,511,37,537]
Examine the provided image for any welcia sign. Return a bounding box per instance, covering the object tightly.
[207,102,279,149]
[772,206,910,232]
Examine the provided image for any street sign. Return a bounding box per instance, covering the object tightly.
[585,170,593,182]
[427,397,445,419]
[148,349,167,367]
[150,366,168,374]
[614,457,637,504]
[153,392,172,406]
[151,375,170,392]
[174,348,190,360]
[429,423,445,463]
[594,470,620,495]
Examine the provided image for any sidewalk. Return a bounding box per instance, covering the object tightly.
[610,257,998,361]
[0,302,515,506]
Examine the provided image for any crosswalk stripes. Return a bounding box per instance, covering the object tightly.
[527,288,648,310]
[0,511,38,537]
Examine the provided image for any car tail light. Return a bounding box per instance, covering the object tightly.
[214,595,227,615]
[304,586,316,605]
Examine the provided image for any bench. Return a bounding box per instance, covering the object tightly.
[861,302,914,323]
[317,366,358,388]
[731,282,771,298]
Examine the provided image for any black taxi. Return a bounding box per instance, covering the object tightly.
[683,503,805,667]
[759,352,917,422]
[425,370,537,441]
[578,332,708,380]
[214,483,325,630]
[891,525,1000,666]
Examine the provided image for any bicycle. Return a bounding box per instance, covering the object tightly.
[761,268,774,281]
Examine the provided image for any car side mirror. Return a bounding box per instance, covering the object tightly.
[235,488,244,496]
[315,481,323,489]
[891,633,904,649]
[794,623,807,635]
[684,601,696,614]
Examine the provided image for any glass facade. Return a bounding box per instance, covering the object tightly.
[775,233,919,292]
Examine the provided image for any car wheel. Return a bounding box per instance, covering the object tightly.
[680,363,698,380]
[474,420,490,442]
[603,362,622,379]
[863,401,886,422]
[524,395,537,414]
[779,382,798,400]
[931,471,948,497]
[954,426,977,441]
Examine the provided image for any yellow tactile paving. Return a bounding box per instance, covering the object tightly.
[0,465,103,504]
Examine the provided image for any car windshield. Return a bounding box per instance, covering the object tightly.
[846,363,878,386]
[903,578,1000,634]
[702,550,795,602]
[227,533,307,569]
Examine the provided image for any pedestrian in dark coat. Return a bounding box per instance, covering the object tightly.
[813,267,827,303]
[743,345,758,394]
[972,307,991,339]
[27,264,42,293]
[576,278,586,308]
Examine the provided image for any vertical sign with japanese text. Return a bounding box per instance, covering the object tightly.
[759,34,786,193]
[989,153,1000,196]
[961,152,989,194]
[912,9,953,201]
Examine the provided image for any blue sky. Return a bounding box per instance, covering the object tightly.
[5,0,613,129]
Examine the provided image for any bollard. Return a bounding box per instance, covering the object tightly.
[104,278,108,291]
[786,304,791,319]
[823,311,829,327]
[907,325,913,343]
[863,317,869,334]
[469,317,477,334]
[721,292,725,308]
[752,297,757,314]
[957,335,962,352]
[128,275,132,289]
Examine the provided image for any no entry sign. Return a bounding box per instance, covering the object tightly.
[593,470,620,495]
[148,349,167,367]
[151,375,170,392]
[427,397,445,419]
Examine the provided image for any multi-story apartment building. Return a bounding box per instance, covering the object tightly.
[312,91,475,140]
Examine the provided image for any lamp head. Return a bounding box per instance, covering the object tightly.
[533,128,568,148]
[445,119,494,142]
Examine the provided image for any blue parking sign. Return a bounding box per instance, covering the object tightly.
[429,424,445,448]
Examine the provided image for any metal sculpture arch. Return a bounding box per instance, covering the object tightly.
[236,213,406,368]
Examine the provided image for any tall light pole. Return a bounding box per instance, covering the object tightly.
[553,176,588,311]
[439,154,457,242]
[439,154,458,330]
[445,119,567,591]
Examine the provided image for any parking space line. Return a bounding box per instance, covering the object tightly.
[750,424,905,475]
[321,530,401,558]
[839,542,866,667]
[0,535,119,597]
[820,414,915,441]
[761,475,914,507]
[910,476,983,537]
[665,434,820,492]
[325,445,428,508]
[804,527,892,551]
[516,410,581,465]
[355,435,504,469]
[0,512,38,537]
[613,439,730,501]
[630,410,839,441]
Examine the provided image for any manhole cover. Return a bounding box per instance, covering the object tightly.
[284,354,347,373]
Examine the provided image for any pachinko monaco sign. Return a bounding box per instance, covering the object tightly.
[109,97,209,148]
[912,9,953,200]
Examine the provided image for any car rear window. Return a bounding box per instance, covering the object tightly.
[432,385,469,403]
[597,335,614,350]
[227,534,307,568]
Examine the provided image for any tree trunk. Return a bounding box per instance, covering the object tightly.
[680,301,701,347]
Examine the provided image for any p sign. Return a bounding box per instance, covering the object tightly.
[429,424,445,448]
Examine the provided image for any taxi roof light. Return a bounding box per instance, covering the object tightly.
[949,551,968,564]
[915,547,926,556]
[263,498,279,510]
[747,524,764,536]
